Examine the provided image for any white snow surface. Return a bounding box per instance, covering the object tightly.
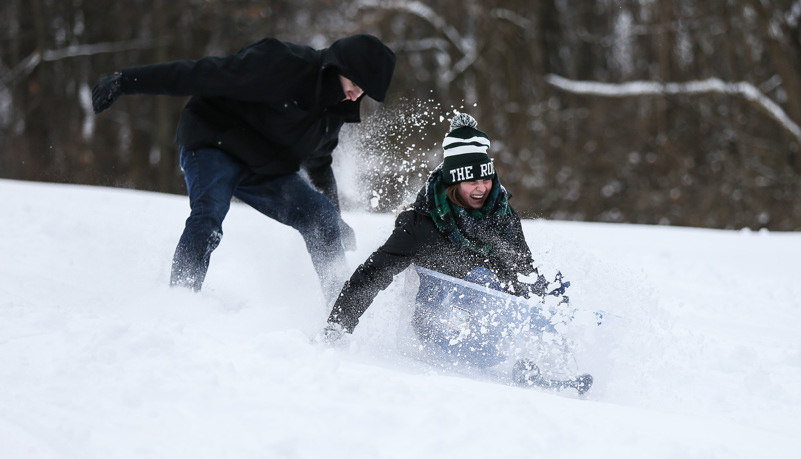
[1,178,799,458]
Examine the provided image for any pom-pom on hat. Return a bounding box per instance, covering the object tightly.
[441,113,496,185]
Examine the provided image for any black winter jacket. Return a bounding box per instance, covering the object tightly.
[328,189,535,333]
[118,34,395,205]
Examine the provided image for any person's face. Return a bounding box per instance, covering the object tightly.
[457,179,493,209]
[339,75,364,101]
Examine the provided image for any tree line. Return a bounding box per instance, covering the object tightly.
[2,0,800,230]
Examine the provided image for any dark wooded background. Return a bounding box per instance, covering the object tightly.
[3,0,800,230]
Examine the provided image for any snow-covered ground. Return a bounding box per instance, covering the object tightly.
[1,178,799,458]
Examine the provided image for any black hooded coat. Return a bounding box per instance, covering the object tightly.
[117,34,395,205]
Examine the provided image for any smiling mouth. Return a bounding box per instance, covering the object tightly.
[470,194,485,200]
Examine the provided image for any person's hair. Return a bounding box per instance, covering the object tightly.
[446,184,470,208]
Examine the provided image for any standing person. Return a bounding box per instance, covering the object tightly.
[320,113,553,364]
[91,34,396,303]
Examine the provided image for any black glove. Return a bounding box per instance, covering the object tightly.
[92,73,123,114]
[522,273,549,298]
[315,322,345,344]
[340,218,357,251]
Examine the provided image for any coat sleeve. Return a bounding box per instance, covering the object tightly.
[510,209,535,275]
[504,209,541,296]
[302,147,339,211]
[327,210,425,332]
[118,38,313,101]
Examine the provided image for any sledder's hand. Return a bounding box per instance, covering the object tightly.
[522,273,549,298]
[92,73,123,114]
[547,272,570,297]
[340,219,356,251]
[316,322,345,344]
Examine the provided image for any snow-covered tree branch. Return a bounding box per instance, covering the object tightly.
[353,0,477,82]
[546,74,801,143]
[1,39,156,88]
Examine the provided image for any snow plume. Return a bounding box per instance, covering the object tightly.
[546,74,801,143]
[337,98,474,212]
[519,219,663,398]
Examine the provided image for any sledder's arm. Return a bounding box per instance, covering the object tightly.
[327,209,425,333]
[503,208,543,297]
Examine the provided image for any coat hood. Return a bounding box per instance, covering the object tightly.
[324,34,396,102]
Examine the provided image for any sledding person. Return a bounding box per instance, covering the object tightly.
[319,113,556,367]
[91,34,396,303]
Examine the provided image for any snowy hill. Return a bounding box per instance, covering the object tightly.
[1,178,799,458]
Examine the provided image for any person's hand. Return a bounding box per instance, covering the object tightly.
[340,218,357,251]
[522,273,549,298]
[315,322,345,344]
[92,73,123,114]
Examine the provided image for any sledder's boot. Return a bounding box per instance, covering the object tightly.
[572,374,593,395]
[512,358,543,386]
[512,358,593,395]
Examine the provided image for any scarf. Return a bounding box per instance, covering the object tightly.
[414,168,517,259]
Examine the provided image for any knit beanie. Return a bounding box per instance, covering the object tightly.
[441,113,496,185]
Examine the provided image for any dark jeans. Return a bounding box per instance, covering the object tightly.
[171,146,347,301]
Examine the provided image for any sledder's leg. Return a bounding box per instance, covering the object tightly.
[410,267,508,368]
[410,274,450,343]
[462,267,502,290]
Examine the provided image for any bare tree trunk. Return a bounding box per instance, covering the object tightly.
[154,0,177,193]
[655,0,674,152]
[25,0,52,181]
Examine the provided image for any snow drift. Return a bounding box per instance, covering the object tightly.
[1,178,799,458]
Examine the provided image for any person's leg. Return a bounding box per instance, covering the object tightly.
[462,267,502,290]
[171,146,245,291]
[440,267,508,367]
[411,272,451,344]
[410,267,505,368]
[233,173,348,305]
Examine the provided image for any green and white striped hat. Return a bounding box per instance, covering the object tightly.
[441,113,496,185]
